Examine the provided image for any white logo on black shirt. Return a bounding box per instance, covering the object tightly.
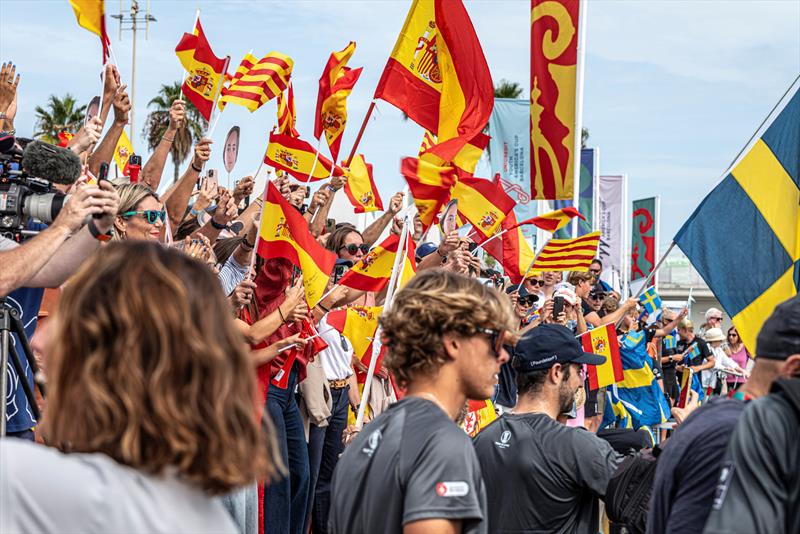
[362,429,382,458]
[712,462,735,510]
[435,481,470,497]
[494,430,512,449]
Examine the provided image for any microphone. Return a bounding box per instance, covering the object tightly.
[0,134,17,155]
[21,141,82,185]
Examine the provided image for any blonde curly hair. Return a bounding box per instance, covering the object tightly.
[380,270,518,386]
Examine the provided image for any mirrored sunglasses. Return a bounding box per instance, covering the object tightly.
[122,209,166,225]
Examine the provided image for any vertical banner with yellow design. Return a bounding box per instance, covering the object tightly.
[530,0,583,200]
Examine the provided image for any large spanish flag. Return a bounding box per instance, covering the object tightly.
[218,52,293,112]
[462,399,497,437]
[531,0,581,200]
[276,83,299,137]
[257,182,337,306]
[175,19,228,121]
[375,0,493,161]
[400,157,458,230]
[533,231,601,272]
[337,233,417,292]
[326,306,383,362]
[580,323,624,390]
[343,154,383,213]
[315,42,363,163]
[265,132,344,182]
[452,176,516,239]
[69,0,110,63]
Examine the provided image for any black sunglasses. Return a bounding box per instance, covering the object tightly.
[518,296,537,307]
[340,243,370,255]
[526,279,545,287]
[477,327,504,358]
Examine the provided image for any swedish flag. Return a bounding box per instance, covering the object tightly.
[663,330,677,350]
[638,286,663,319]
[675,80,800,353]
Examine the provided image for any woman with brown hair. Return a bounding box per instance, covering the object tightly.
[0,242,279,533]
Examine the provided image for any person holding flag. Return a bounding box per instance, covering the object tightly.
[676,319,716,401]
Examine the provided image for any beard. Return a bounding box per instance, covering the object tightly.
[558,381,577,414]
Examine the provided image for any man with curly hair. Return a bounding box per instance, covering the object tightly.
[328,270,517,534]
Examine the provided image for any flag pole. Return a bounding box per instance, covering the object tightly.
[471,227,510,256]
[355,215,409,429]
[344,100,376,168]
[178,9,200,104]
[613,241,677,328]
[304,136,325,186]
[204,55,231,139]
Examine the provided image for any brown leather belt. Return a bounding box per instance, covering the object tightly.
[328,378,349,390]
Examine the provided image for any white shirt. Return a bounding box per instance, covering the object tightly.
[318,315,354,381]
[702,345,742,389]
[0,439,237,534]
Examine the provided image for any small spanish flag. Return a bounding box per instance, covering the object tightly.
[452,175,516,239]
[326,305,383,362]
[264,132,344,182]
[400,157,458,230]
[338,233,417,293]
[175,18,228,121]
[219,51,293,112]
[461,399,497,437]
[257,182,337,306]
[533,232,601,272]
[113,129,134,177]
[580,324,624,390]
[314,42,363,163]
[57,131,74,148]
[343,154,383,213]
[276,82,299,137]
[515,207,585,234]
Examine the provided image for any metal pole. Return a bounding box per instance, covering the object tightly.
[129,0,138,142]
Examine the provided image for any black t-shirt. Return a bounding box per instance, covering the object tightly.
[473,412,620,534]
[329,397,487,534]
[676,336,712,384]
[647,397,747,534]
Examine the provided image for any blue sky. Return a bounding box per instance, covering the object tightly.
[1,0,798,249]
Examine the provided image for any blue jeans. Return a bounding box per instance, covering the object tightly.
[306,385,350,534]
[265,365,310,534]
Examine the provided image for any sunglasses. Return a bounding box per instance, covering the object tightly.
[526,279,545,287]
[477,327,505,358]
[728,333,738,337]
[518,296,537,307]
[589,294,605,301]
[711,316,723,321]
[588,269,601,274]
[122,209,166,225]
[340,243,370,255]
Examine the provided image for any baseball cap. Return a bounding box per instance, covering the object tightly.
[512,324,606,371]
[416,242,438,260]
[756,295,800,360]
[553,285,578,306]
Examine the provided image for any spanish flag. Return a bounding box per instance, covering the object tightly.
[420,130,490,177]
[461,399,497,437]
[475,210,537,285]
[276,83,299,137]
[514,207,585,234]
[175,19,228,121]
[264,132,345,182]
[314,42,363,163]
[326,306,383,362]
[375,0,493,161]
[218,51,293,112]
[113,129,134,177]
[343,154,383,213]
[257,182,337,306]
[580,323,624,390]
[452,176,515,239]
[69,0,110,64]
[533,231,602,272]
[400,157,458,230]
[338,233,417,293]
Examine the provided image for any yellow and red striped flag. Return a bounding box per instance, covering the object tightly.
[276,82,299,137]
[532,231,601,272]
[113,129,134,177]
[400,157,458,230]
[326,306,383,362]
[257,182,337,306]
[580,323,624,390]
[452,176,516,239]
[175,19,228,121]
[418,130,437,156]
[338,233,417,293]
[218,52,293,112]
[343,154,383,213]
[69,0,110,63]
[265,132,345,182]
[375,0,493,161]
[314,42,363,163]
[513,207,585,234]
[462,399,497,437]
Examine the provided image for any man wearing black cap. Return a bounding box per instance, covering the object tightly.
[649,295,800,534]
[702,296,800,534]
[472,324,621,534]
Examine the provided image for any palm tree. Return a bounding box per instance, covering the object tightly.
[142,82,207,182]
[493,80,523,99]
[581,127,589,148]
[34,95,86,144]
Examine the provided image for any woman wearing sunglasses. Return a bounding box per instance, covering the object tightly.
[725,326,751,391]
[113,183,165,241]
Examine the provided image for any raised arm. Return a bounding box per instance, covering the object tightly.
[141,99,185,191]
[362,192,404,246]
[309,178,342,236]
[163,138,211,231]
[585,298,638,328]
[88,84,131,177]
[655,308,688,337]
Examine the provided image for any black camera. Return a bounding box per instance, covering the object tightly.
[333,259,353,284]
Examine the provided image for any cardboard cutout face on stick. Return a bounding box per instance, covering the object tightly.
[440,199,458,236]
[223,126,240,174]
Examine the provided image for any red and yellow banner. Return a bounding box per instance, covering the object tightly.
[338,233,417,293]
[218,52,293,112]
[533,231,601,272]
[315,42,363,163]
[530,0,580,200]
[375,0,493,162]
[276,83,299,137]
[400,157,458,230]
[462,399,497,437]
[343,154,383,213]
[580,323,624,390]
[175,19,228,121]
[326,306,383,362]
[452,176,516,239]
[264,132,344,182]
[256,183,337,306]
[515,207,585,233]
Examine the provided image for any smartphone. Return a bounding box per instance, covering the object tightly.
[205,169,219,190]
[325,218,336,234]
[552,296,565,320]
[333,260,353,284]
[97,162,109,183]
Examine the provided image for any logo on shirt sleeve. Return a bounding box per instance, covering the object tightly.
[435,481,470,497]
[361,429,382,458]
[711,462,735,510]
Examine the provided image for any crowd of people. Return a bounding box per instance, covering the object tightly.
[1,60,798,534]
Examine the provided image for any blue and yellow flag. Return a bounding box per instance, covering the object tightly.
[638,286,663,320]
[663,329,677,350]
[675,80,800,354]
[601,385,633,430]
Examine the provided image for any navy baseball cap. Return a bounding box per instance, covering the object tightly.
[512,324,606,371]
[756,295,800,360]
[416,242,438,260]
[505,285,532,298]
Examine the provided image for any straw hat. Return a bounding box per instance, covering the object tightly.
[704,327,726,342]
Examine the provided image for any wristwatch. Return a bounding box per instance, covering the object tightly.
[87,219,113,242]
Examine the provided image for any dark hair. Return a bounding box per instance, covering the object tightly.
[325,225,363,258]
[214,236,244,265]
[516,363,573,396]
[591,258,603,268]
[175,216,201,240]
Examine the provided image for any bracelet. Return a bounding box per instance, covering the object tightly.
[277,305,286,323]
[87,219,113,242]
[191,162,203,173]
[0,129,15,137]
[317,302,330,313]
[242,237,255,249]
[163,135,175,143]
[210,218,227,230]
[436,248,446,258]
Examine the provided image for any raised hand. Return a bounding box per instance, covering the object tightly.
[388,192,404,214]
[233,175,254,205]
[192,138,213,169]
[68,116,103,155]
[0,62,20,113]
[112,84,131,125]
[168,99,185,131]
